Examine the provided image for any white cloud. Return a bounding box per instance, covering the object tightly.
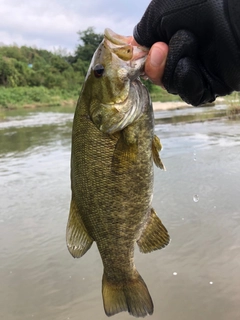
[0,0,150,52]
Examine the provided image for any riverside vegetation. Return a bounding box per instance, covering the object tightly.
[0,27,177,110]
[0,27,239,112]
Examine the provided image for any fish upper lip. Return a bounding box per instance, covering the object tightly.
[104,28,149,52]
[104,28,149,62]
[104,28,132,46]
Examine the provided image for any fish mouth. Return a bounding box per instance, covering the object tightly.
[100,29,149,111]
[104,28,149,64]
[104,28,132,46]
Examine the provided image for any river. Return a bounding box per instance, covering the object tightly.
[0,105,240,320]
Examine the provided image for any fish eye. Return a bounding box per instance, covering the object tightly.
[93,64,104,78]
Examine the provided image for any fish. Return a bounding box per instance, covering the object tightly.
[66,28,170,318]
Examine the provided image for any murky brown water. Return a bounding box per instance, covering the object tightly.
[1,106,240,320]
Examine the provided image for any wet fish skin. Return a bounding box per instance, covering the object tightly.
[66,28,169,318]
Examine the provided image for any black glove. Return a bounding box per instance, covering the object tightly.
[134,0,240,106]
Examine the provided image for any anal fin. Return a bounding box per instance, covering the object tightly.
[152,135,166,170]
[137,208,170,253]
[66,198,93,258]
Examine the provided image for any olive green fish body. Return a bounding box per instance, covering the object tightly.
[66,29,169,318]
[72,81,153,263]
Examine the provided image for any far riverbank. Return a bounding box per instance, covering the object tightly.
[152,97,227,111]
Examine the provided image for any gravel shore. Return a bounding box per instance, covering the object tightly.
[152,100,191,111]
[152,97,225,111]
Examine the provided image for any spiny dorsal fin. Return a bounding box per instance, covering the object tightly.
[152,135,166,170]
[137,208,170,253]
[66,199,93,258]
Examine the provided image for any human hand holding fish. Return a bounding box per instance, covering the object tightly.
[130,37,168,89]
[133,0,240,106]
[66,28,169,318]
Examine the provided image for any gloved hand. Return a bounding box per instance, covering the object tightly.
[134,0,240,106]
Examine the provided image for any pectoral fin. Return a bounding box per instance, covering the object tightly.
[66,199,93,258]
[137,208,170,253]
[152,135,166,170]
[112,127,138,174]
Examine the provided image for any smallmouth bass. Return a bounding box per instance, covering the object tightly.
[66,28,170,318]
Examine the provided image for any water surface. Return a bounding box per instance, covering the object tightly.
[1,106,240,320]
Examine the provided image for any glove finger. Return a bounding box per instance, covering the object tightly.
[162,30,198,94]
[173,57,215,106]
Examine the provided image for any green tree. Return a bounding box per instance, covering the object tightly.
[73,27,103,63]
[0,57,19,87]
[50,55,70,73]
[0,27,104,91]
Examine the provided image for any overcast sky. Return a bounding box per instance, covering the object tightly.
[0,0,150,54]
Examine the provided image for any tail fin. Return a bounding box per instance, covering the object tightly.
[102,270,153,317]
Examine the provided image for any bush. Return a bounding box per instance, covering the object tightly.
[0,86,79,108]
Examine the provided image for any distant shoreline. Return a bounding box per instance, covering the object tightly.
[152,101,192,111]
[152,97,226,111]
[1,99,190,112]
[0,97,227,113]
